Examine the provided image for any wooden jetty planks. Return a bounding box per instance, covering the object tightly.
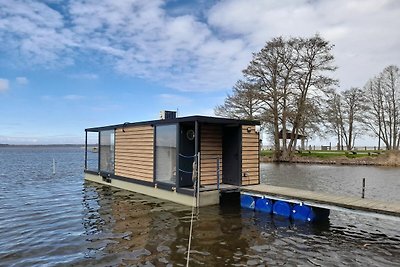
[241,184,400,217]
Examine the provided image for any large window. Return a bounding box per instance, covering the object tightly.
[85,131,99,171]
[155,124,177,184]
[99,130,115,173]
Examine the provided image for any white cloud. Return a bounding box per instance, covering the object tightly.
[0,134,82,144]
[68,73,98,80]
[207,0,400,89]
[0,0,76,66]
[0,78,10,92]
[0,0,399,92]
[41,95,53,101]
[0,135,38,144]
[16,76,29,85]
[63,94,84,100]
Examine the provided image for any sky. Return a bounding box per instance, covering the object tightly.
[0,0,399,145]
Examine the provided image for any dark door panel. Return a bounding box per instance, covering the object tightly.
[222,126,241,185]
[179,123,196,187]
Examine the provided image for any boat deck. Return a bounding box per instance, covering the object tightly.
[241,185,400,218]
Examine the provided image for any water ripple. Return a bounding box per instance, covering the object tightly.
[0,147,399,266]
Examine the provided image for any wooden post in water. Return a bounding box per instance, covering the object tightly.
[52,158,56,175]
[362,178,366,198]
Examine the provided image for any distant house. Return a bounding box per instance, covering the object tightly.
[278,129,307,140]
[278,129,307,150]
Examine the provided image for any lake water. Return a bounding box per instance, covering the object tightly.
[0,147,399,266]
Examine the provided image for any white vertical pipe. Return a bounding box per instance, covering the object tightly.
[196,152,200,208]
[52,158,56,174]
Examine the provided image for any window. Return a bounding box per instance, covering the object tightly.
[99,130,115,173]
[86,131,99,171]
[155,124,177,184]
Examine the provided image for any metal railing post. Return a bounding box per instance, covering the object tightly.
[196,152,200,208]
[217,157,220,193]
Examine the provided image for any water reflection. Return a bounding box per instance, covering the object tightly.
[79,181,400,266]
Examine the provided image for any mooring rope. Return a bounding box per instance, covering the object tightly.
[186,153,200,267]
[186,180,197,267]
[178,168,193,174]
[179,153,196,159]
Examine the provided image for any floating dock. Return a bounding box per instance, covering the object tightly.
[241,185,400,218]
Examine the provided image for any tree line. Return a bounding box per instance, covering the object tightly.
[215,35,400,161]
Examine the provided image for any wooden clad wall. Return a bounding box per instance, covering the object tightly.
[241,125,259,185]
[200,124,222,185]
[115,125,154,182]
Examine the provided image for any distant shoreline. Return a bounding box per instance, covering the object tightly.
[0,144,92,147]
[261,151,400,167]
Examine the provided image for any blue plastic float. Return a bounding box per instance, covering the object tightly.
[240,194,255,209]
[240,193,330,223]
[292,203,314,222]
[272,200,292,218]
[255,198,273,213]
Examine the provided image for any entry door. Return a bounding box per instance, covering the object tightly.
[179,123,195,187]
[222,126,241,185]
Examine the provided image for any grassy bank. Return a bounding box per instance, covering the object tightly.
[260,150,400,166]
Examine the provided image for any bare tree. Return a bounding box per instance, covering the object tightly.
[324,89,344,150]
[216,35,337,161]
[364,65,400,150]
[284,36,337,158]
[341,87,368,150]
[324,88,367,150]
[242,36,297,159]
[215,80,263,120]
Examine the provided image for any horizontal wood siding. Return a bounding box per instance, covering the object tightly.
[200,124,222,185]
[115,125,154,182]
[241,125,259,185]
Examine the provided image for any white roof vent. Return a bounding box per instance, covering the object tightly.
[159,110,177,120]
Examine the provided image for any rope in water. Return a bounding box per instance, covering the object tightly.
[186,153,200,267]
[186,179,197,267]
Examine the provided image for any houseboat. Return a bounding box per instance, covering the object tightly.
[84,111,261,207]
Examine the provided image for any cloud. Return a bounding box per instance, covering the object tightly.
[0,135,38,144]
[0,0,76,67]
[63,94,84,100]
[42,94,84,101]
[16,76,29,85]
[0,78,10,92]
[0,134,82,145]
[68,73,98,80]
[90,104,121,112]
[0,0,399,92]
[207,0,400,89]
[0,0,247,91]
[41,95,53,101]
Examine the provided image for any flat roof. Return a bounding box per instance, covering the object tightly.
[86,115,260,132]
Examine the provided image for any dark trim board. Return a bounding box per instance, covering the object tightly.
[85,170,99,175]
[176,187,195,196]
[111,174,154,187]
[85,170,154,187]
[86,115,260,132]
[85,170,185,192]
[155,181,176,191]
